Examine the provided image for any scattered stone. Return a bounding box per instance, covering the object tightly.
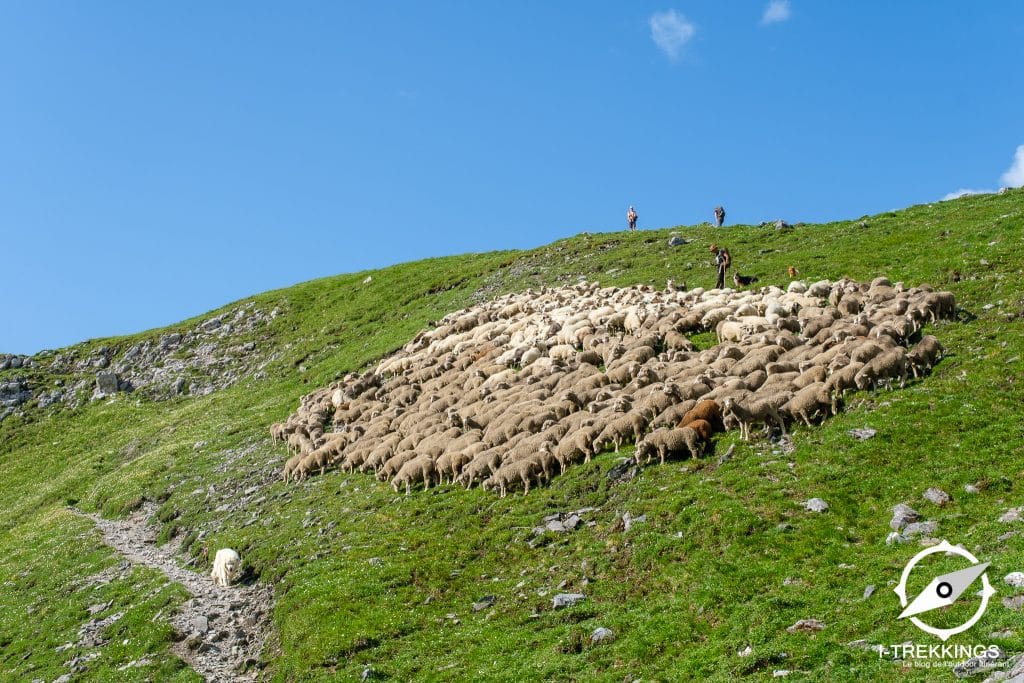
[738,645,753,657]
[607,459,637,483]
[965,484,981,494]
[472,595,496,612]
[786,618,825,633]
[193,615,210,634]
[362,275,373,284]
[667,236,688,247]
[863,585,876,600]
[890,504,921,532]
[590,627,615,645]
[901,520,939,540]
[848,427,877,440]
[775,219,792,230]
[622,512,646,531]
[773,670,791,677]
[95,371,121,396]
[923,487,952,506]
[1004,572,1024,589]
[86,600,112,615]
[953,645,1004,678]
[1002,595,1024,611]
[989,629,1015,639]
[999,508,1023,523]
[804,498,829,513]
[552,593,586,609]
[998,531,1020,543]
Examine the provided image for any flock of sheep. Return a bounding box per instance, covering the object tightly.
[271,277,954,496]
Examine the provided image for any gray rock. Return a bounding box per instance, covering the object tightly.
[964,484,981,494]
[1000,508,1023,523]
[95,371,120,396]
[160,333,182,349]
[53,675,73,683]
[786,618,825,633]
[87,601,112,615]
[775,219,792,230]
[1004,572,1024,588]
[901,520,939,540]
[804,498,829,513]
[552,593,586,609]
[590,627,615,644]
[1002,595,1024,611]
[622,512,646,531]
[890,503,921,531]
[954,646,1004,678]
[194,615,209,634]
[863,585,875,600]
[923,487,952,506]
[173,377,187,395]
[848,427,877,440]
[472,595,496,612]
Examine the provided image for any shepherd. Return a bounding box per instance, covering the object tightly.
[713,206,726,227]
[710,244,731,289]
[627,206,638,231]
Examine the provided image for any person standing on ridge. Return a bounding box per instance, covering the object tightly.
[714,206,726,227]
[627,206,638,231]
[710,244,731,289]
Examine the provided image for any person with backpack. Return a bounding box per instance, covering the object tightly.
[710,244,731,289]
[713,206,726,227]
[627,206,638,231]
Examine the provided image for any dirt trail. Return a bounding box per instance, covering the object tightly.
[77,504,274,682]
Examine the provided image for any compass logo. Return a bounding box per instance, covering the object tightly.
[895,540,996,641]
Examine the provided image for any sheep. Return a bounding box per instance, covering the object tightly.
[652,398,698,428]
[391,455,438,494]
[211,548,241,587]
[633,383,683,420]
[908,334,944,377]
[635,427,703,464]
[483,458,545,497]
[594,412,648,453]
[378,450,419,481]
[722,395,787,441]
[782,382,832,427]
[281,452,303,482]
[273,278,953,496]
[678,399,723,432]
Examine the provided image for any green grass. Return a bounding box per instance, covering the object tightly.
[2,189,1024,681]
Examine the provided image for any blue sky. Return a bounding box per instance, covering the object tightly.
[2,2,1023,354]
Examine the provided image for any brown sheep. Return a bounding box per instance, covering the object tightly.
[678,399,723,432]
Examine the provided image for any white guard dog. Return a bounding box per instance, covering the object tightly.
[211,548,241,587]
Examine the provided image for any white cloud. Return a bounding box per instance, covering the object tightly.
[941,188,994,201]
[761,0,791,25]
[1000,144,1024,188]
[649,10,696,60]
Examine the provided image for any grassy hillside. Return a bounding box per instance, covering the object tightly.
[2,190,1023,681]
